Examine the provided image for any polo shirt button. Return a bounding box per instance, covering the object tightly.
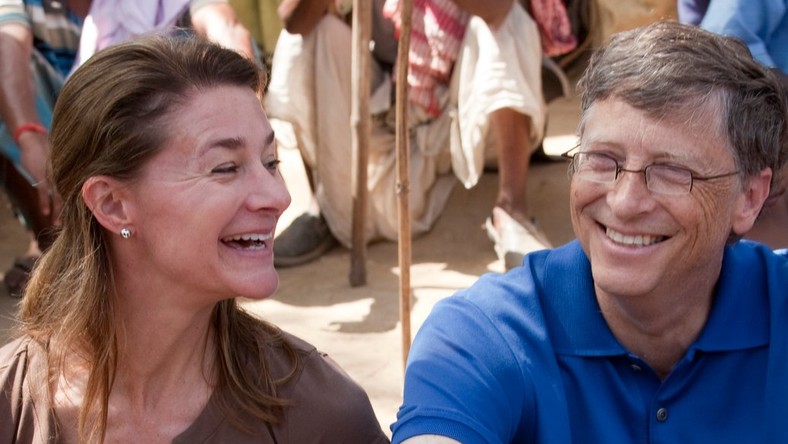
[630,364,642,371]
[656,408,669,422]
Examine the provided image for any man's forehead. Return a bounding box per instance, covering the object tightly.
[579,98,733,163]
[582,96,726,139]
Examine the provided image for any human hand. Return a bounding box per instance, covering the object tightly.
[17,131,61,223]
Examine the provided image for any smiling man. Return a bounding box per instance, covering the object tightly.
[391,21,788,444]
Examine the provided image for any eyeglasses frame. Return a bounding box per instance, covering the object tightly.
[561,147,739,195]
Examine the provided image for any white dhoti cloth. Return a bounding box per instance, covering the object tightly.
[266,2,545,247]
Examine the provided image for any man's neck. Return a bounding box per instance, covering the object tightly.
[597,284,714,380]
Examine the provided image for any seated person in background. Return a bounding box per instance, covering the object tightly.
[0,35,389,443]
[391,21,788,443]
[266,0,576,270]
[0,0,255,297]
[677,0,788,248]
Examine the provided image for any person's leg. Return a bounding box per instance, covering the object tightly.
[0,154,56,250]
[0,149,46,293]
[267,15,365,265]
[0,52,62,295]
[490,108,532,223]
[451,3,551,269]
[486,108,552,269]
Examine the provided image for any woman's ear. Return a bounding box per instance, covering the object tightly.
[731,168,772,236]
[81,176,132,235]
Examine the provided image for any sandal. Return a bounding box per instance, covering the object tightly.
[3,255,38,298]
[484,209,552,270]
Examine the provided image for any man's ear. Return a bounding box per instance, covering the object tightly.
[732,168,772,236]
[81,176,132,235]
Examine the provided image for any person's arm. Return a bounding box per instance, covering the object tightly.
[0,23,56,218]
[451,0,514,28]
[190,2,255,61]
[277,0,332,35]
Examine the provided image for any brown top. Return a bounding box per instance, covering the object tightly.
[0,332,390,443]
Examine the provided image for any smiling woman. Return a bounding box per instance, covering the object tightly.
[0,35,389,443]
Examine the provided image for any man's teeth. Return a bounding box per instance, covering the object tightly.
[606,228,664,246]
[223,233,272,242]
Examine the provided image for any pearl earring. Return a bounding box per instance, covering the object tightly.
[120,228,132,239]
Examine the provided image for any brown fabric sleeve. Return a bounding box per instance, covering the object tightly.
[282,348,390,443]
[0,338,55,443]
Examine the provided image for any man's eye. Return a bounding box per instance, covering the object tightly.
[265,159,281,171]
[212,163,239,174]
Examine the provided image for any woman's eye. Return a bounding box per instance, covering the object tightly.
[211,163,239,174]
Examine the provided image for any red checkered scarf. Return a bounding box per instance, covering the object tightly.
[383,0,577,116]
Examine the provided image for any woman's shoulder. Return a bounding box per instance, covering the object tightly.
[263,330,390,443]
[0,336,35,373]
[261,329,362,393]
[0,336,49,400]
[0,336,54,441]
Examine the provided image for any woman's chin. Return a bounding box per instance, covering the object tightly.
[228,273,280,301]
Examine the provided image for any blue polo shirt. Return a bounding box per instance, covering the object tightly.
[392,240,788,443]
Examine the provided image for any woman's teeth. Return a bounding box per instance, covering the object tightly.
[224,233,271,242]
[222,233,272,248]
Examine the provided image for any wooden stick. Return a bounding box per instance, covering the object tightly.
[395,0,413,369]
[349,0,371,287]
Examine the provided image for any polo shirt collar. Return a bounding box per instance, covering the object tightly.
[539,241,768,357]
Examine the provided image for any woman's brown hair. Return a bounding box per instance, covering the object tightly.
[21,34,298,442]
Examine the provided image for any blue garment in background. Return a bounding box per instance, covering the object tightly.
[679,0,788,72]
[677,0,710,25]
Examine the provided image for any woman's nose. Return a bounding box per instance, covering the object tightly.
[246,164,292,215]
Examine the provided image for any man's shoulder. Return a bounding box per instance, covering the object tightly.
[725,241,788,275]
[430,242,589,351]
[455,241,586,308]
[720,241,788,303]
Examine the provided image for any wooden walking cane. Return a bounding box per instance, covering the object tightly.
[349,0,371,287]
[395,0,414,368]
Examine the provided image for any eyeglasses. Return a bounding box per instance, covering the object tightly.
[561,150,739,195]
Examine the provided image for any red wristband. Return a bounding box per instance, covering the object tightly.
[12,122,48,145]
